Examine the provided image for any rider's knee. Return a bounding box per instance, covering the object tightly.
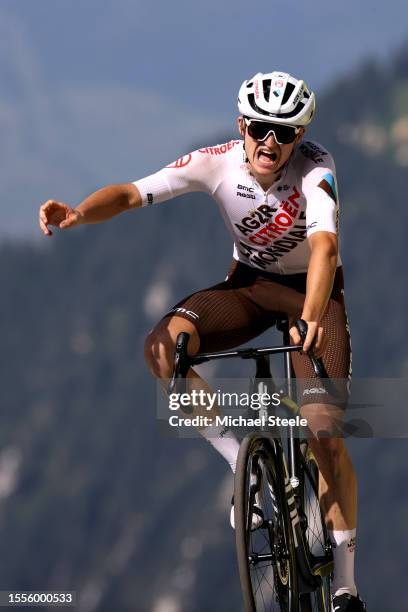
[144,329,171,379]
[144,318,200,379]
[302,403,345,439]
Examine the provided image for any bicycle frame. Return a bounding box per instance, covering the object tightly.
[168,318,333,598]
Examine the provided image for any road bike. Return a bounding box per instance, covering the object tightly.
[169,318,334,611]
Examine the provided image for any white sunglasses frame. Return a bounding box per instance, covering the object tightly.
[244,117,301,145]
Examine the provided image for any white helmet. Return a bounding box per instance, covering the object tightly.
[238,71,316,126]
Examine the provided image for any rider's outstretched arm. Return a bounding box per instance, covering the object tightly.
[75,183,142,223]
[39,183,142,236]
[40,145,213,236]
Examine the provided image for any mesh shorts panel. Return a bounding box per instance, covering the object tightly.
[290,294,351,407]
[168,281,276,352]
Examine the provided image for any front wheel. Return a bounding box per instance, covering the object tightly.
[234,433,299,612]
[299,442,333,612]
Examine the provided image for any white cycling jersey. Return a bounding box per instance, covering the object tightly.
[134,139,341,274]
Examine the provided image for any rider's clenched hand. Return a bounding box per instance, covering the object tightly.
[39,200,83,236]
[290,320,327,358]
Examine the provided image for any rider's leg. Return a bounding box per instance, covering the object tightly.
[144,262,278,474]
[284,271,359,599]
[301,406,358,598]
[144,315,241,472]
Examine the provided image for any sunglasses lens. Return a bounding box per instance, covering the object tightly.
[247,122,270,140]
[273,125,297,144]
[247,121,297,144]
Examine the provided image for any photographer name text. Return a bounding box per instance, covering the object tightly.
[168,415,308,428]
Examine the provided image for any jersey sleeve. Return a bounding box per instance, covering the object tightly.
[299,141,339,237]
[133,148,219,206]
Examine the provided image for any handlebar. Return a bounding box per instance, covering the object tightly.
[168,319,338,398]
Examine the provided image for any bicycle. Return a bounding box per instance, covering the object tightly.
[168,318,334,611]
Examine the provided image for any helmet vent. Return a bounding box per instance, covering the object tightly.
[281,82,295,104]
[263,79,272,101]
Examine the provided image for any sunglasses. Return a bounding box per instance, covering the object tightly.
[244,117,300,145]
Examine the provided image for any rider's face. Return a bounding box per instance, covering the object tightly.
[237,117,304,189]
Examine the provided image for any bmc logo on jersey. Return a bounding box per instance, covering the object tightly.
[170,307,199,320]
[165,154,192,169]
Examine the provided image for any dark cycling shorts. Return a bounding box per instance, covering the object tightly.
[162,261,351,408]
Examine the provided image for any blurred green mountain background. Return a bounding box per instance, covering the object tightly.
[1,45,408,611]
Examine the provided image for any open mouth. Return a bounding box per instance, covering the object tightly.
[257,148,279,167]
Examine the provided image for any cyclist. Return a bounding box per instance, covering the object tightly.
[39,71,365,611]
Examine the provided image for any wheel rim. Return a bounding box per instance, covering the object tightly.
[301,447,332,611]
[245,452,295,611]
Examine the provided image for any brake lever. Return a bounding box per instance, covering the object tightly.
[168,332,190,395]
[294,319,328,378]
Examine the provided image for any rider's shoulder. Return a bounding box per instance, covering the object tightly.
[165,140,243,172]
[159,140,243,187]
[293,139,335,172]
[193,139,243,161]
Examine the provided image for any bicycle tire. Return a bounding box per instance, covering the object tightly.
[299,443,332,612]
[235,432,299,612]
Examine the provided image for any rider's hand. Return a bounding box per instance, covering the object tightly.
[289,320,326,358]
[39,200,83,236]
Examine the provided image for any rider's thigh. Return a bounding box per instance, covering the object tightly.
[144,315,200,378]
